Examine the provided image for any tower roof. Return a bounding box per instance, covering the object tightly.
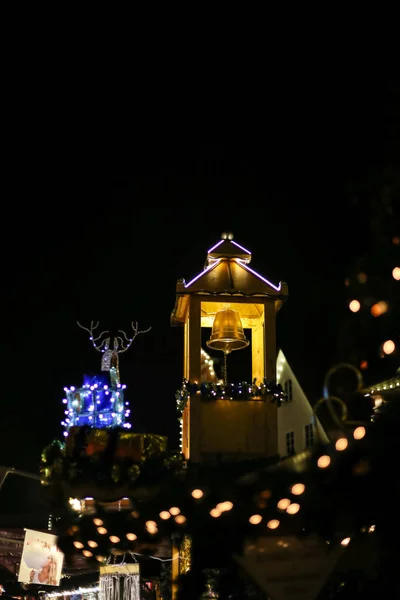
[171,232,288,325]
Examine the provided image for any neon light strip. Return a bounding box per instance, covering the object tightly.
[207,239,224,253]
[231,240,251,254]
[184,259,221,288]
[237,260,281,291]
[207,239,252,255]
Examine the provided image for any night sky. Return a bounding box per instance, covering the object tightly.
[1,78,399,474]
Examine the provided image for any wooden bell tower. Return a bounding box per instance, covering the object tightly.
[170,232,288,463]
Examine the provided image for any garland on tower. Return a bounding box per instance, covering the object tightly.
[175,378,287,413]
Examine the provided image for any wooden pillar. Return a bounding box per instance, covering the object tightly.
[188,298,202,462]
[264,300,277,381]
[251,308,265,382]
[188,297,201,384]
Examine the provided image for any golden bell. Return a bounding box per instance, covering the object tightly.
[207,308,249,355]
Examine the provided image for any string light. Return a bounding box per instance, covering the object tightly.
[335,438,348,451]
[159,511,171,520]
[286,503,300,515]
[349,300,361,313]
[267,519,280,529]
[191,489,204,499]
[277,498,291,510]
[353,426,366,440]
[318,455,331,468]
[109,535,120,543]
[249,514,262,524]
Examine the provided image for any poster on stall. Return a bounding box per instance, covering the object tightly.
[18,529,64,586]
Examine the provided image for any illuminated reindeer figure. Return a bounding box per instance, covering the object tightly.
[77,321,151,386]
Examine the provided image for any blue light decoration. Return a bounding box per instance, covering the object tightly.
[60,321,151,437]
[61,374,131,435]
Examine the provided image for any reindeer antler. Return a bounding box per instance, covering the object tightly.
[77,321,110,352]
[117,321,152,353]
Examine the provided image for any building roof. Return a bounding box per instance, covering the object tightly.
[171,232,288,325]
[363,372,400,398]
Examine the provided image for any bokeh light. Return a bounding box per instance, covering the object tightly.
[349,300,360,313]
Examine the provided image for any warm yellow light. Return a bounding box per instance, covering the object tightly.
[97,527,107,535]
[145,520,157,529]
[373,395,383,408]
[341,537,351,546]
[87,540,98,548]
[82,550,93,557]
[317,455,331,468]
[335,438,348,451]
[109,535,120,543]
[392,266,400,280]
[371,301,388,317]
[267,519,280,529]
[210,508,221,518]
[96,555,106,563]
[353,426,366,440]
[175,515,186,524]
[217,501,233,512]
[73,541,84,549]
[93,518,103,526]
[349,300,360,313]
[277,498,291,510]
[191,489,204,499]
[249,514,262,525]
[383,340,395,355]
[169,507,180,516]
[159,511,171,520]
[286,503,300,515]
[291,483,305,496]
[69,498,82,511]
[126,533,137,541]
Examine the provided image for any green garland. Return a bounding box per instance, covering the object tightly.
[175,378,287,413]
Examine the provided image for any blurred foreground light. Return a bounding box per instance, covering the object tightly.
[191,489,204,499]
[335,438,348,451]
[353,426,366,440]
[249,514,262,525]
[267,519,280,529]
[317,455,331,468]
[371,301,388,317]
[349,300,361,313]
[291,483,305,496]
[382,340,395,355]
[341,537,351,546]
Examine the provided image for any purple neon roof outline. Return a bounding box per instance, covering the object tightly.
[237,260,281,291]
[207,239,224,253]
[231,240,251,254]
[184,259,221,288]
[207,238,252,255]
